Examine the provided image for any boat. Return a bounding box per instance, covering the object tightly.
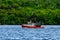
[21,24,44,28]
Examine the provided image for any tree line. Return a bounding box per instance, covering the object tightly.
[0,0,60,25]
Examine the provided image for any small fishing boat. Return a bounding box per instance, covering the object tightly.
[22,23,44,28]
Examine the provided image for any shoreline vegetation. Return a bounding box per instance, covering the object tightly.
[0,0,60,25]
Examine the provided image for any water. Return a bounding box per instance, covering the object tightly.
[0,25,60,40]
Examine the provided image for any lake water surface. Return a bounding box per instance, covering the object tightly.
[0,25,60,40]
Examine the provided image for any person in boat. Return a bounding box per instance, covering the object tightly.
[35,21,41,26]
[28,12,41,26]
[36,18,42,26]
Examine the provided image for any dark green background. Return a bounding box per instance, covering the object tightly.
[0,0,60,25]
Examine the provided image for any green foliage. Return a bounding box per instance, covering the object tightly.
[0,0,60,25]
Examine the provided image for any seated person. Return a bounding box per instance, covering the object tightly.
[35,21,41,26]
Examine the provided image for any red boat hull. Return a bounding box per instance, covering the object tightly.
[22,24,44,28]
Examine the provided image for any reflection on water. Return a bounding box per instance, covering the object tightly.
[0,25,60,40]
